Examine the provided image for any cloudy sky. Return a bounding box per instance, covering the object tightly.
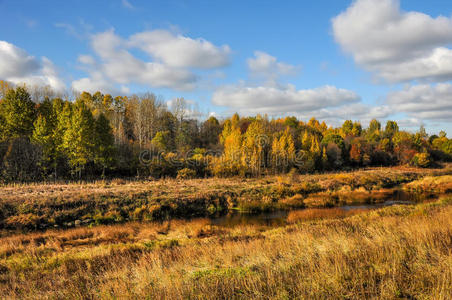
[1,0,452,133]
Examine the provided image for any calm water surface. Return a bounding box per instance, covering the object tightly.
[209,195,418,227]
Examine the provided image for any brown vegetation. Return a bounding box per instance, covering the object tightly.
[1,165,450,230]
[0,196,451,298]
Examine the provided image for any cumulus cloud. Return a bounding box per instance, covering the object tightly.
[212,84,361,117]
[387,83,452,121]
[212,51,364,121]
[129,30,230,69]
[72,70,121,95]
[211,51,396,125]
[332,0,452,82]
[0,41,65,92]
[0,41,40,78]
[72,29,230,93]
[247,51,299,80]
[313,103,392,127]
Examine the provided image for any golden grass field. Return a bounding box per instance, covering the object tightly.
[1,165,452,299]
[0,196,451,299]
[1,164,451,231]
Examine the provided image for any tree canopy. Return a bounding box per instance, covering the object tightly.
[0,84,450,181]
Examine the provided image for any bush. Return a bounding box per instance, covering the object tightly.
[411,152,432,168]
[177,168,197,179]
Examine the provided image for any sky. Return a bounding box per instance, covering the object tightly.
[1,0,452,133]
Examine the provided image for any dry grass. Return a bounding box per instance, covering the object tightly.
[286,207,367,222]
[404,175,452,194]
[2,164,451,231]
[0,197,452,299]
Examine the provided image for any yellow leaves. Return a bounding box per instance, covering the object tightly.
[0,80,12,99]
[310,135,321,154]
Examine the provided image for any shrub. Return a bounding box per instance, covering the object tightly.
[411,152,432,168]
[177,168,197,179]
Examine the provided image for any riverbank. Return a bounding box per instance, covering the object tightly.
[1,164,451,230]
[1,195,451,298]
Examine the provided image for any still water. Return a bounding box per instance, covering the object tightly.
[207,189,435,227]
[208,199,415,227]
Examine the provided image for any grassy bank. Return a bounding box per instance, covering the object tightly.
[0,196,451,298]
[1,164,451,230]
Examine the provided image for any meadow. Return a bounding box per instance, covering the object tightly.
[0,195,451,298]
[1,164,451,231]
[1,165,452,299]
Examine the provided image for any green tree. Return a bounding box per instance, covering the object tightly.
[151,130,171,152]
[341,120,353,137]
[321,133,345,151]
[366,119,381,142]
[284,116,299,129]
[0,87,36,138]
[368,119,381,134]
[200,116,221,148]
[53,101,72,175]
[62,102,95,178]
[94,113,116,177]
[351,122,362,136]
[0,113,6,142]
[412,152,432,168]
[32,114,56,176]
[384,121,399,139]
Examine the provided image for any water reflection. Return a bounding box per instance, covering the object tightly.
[209,199,415,227]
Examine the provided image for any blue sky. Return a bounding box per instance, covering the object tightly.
[1,0,452,133]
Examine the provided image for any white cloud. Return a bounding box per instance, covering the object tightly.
[129,30,230,69]
[72,72,117,95]
[72,29,230,93]
[121,0,134,10]
[54,20,93,40]
[211,51,396,125]
[312,103,392,127]
[247,51,299,80]
[0,41,40,78]
[387,83,452,121]
[212,51,362,120]
[212,84,361,117]
[54,23,82,40]
[0,41,65,92]
[332,0,452,82]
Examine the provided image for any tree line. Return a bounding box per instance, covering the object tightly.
[0,81,451,182]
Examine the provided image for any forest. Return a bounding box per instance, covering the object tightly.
[0,81,451,182]
[2,83,452,299]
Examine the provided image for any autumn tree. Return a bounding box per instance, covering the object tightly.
[242,120,269,175]
[272,127,296,173]
[0,80,12,99]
